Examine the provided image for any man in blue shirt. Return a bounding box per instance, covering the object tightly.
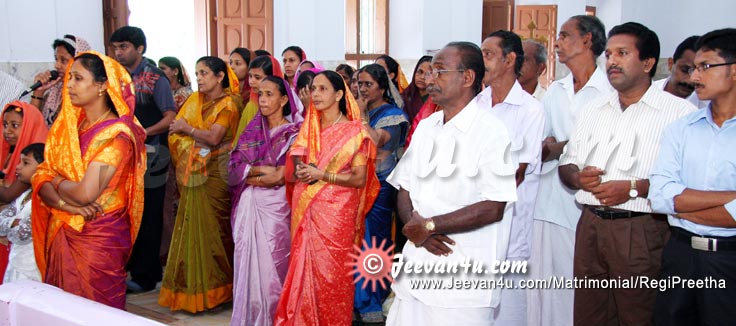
[649,28,736,326]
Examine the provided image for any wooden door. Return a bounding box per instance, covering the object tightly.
[482,0,514,39]
[212,0,274,59]
[515,5,557,85]
[102,0,130,56]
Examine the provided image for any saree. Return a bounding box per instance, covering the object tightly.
[229,108,301,326]
[405,97,439,147]
[31,51,146,309]
[159,66,242,313]
[355,103,408,316]
[274,86,380,326]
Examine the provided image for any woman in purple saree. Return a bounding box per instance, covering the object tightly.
[228,76,301,326]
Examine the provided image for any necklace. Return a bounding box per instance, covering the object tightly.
[330,112,343,127]
[82,110,111,130]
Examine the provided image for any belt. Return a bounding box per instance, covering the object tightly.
[671,227,736,252]
[587,206,648,220]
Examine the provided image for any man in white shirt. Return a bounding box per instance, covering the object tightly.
[386,42,518,326]
[652,35,709,109]
[529,15,612,326]
[558,22,696,325]
[519,39,548,101]
[0,71,29,108]
[476,30,545,326]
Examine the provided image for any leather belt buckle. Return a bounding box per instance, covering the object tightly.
[691,236,716,251]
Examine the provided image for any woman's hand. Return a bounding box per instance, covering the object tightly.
[298,87,311,109]
[295,162,325,184]
[169,118,191,135]
[32,70,61,95]
[251,166,277,176]
[65,202,104,221]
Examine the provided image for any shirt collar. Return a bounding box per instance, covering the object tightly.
[502,81,525,106]
[687,106,711,125]
[604,83,663,112]
[131,58,148,75]
[432,99,479,133]
[558,65,611,94]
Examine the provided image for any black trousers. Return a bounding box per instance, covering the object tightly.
[126,153,168,290]
[653,228,736,326]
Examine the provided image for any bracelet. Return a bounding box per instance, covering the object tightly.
[190,127,196,136]
[31,95,44,100]
[257,175,262,183]
[57,198,66,210]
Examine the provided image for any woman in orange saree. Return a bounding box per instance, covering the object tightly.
[31,51,147,309]
[274,70,380,326]
[159,56,242,313]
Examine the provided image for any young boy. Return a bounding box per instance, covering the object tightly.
[0,143,44,283]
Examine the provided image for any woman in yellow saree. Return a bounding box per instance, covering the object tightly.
[31,51,147,310]
[159,56,242,313]
[274,70,380,325]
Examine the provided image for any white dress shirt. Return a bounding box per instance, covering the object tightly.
[653,77,709,109]
[387,99,518,308]
[533,67,614,230]
[560,84,696,212]
[532,83,546,102]
[476,82,545,259]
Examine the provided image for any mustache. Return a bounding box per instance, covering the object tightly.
[607,66,623,74]
[676,81,695,91]
[426,85,441,93]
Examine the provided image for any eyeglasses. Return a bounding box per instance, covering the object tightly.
[687,61,736,75]
[424,69,465,79]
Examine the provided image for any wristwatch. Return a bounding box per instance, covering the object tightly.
[629,179,639,198]
[424,218,436,234]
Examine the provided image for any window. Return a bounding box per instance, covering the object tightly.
[346,0,389,68]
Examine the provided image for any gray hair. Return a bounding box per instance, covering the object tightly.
[570,15,606,57]
[523,39,547,65]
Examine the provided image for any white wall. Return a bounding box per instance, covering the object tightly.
[0,0,104,62]
[274,0,345,62]
[423,0,484,53]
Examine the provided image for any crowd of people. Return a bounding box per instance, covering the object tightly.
[0,16,734,326]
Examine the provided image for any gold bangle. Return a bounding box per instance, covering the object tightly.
[257,175,262,183]
[330,173,337,184]
[57,198,66,210]
[190,127,196,135]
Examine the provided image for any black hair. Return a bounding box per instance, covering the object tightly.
[159,56,189,87]
[695,28,736,62]
[197,56,230,88]
[358,64,393,104]
[20,143,45,164]
[608,22,660,78]
[673,36,700,62]
[109,26,147,54]
[376,55,400,88]
[3,105,23,118]
[249,55,275,75]
[335,64,355,79]
[445,41,485,94]
[282,46,305,60]
[296,70,316,92]
[316,70,348,115]
[52,34,77,56]
[487,30,524,77]
[74,53,117,114]
[261,75,292,117]
[254,49,271,57]
[230,47,252,66]
[570,15,606,57]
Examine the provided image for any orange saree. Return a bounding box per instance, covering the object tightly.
[275,86,379,326]
[31,51,146,309]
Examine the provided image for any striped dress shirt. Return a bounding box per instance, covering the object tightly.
[560,84,696,213]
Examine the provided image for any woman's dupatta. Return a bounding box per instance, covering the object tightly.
[31,51,147,277]
[285,80,380,245]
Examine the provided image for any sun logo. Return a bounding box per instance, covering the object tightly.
[347,237,395,291]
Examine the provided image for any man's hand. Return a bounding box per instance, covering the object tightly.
[402,211,433,247]
[541,136,557,162]
[578,166,604,192]
[422,235,455,256]
[591,180,631,206]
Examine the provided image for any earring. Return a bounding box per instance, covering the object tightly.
[98,89,104,97]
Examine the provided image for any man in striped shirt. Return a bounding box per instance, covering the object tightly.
[558,22,695,325]
[0,71,28,108]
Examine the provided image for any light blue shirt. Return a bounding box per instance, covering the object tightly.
[649,106,736,237]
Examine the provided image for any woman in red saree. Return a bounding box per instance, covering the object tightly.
[31,51,147,309]
[274,70,379,325]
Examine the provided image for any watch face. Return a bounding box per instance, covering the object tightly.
[425,220,435,231]
[629,189,638,198]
